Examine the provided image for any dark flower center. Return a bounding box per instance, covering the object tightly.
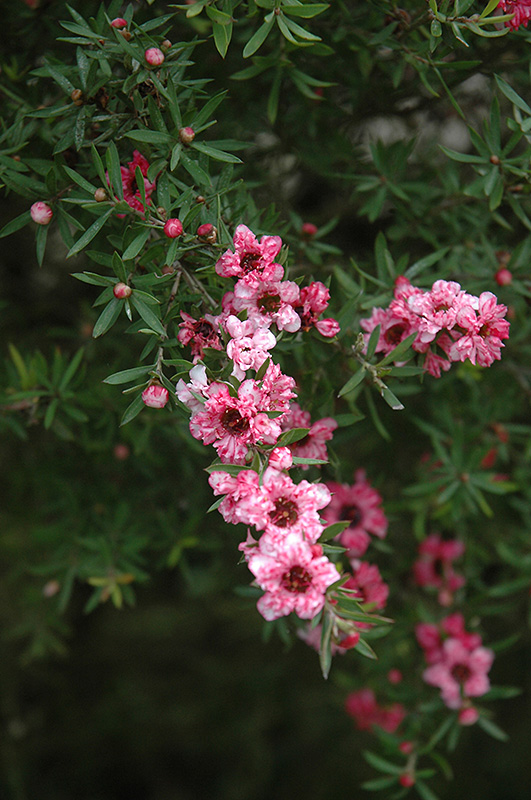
[384,324,406,346]
[340,504,362,528]
[282,565,312,593]
[240,252,262,274]
[269,497,298,527]
[479,324,490,339]
[195,319,215,338]
[257,293,281,314]
[221,407,250,435]
[432,557,444,578]
[451,663,471,683]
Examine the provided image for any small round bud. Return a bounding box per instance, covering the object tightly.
[113,443,130,461]
[145,47,165,66]
[120,30,132,41]
[196,195,206,204]
[490,154,501,165]
[197,222,217,244]
[399,774,415,788]
[399,741,414,755]
[161,39,172,50]
[30,201,53,225]
[495,267,512,286]
[12,155,21,162]
[113,282,132,299]
[179,126,195,145]
[301,222,318,237]
[340,632,360,649]
[161,265,175,275]
[42,580,60,598]
[142,383,169,409]
[110,17,128,28]
[458,706,479,726]
[94,188,108,203]
[157,206,167,220]
[163,218,183,238]
[268,446,293,471]
[387,668,403,684]
[71,88,84,106]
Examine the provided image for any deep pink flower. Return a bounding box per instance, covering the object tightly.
[215,224,284,282]
[360,305,419,356]
[323,469,388,557]
[164,218,183,238]
[259,362,297,413]
[423,636,494,710]
[345,688,406,733]
[189,380,281,464]
[498,0,531,29]
[255,468,331,544]
[208,469,273,529]
[118,151,156,212]
[142,383,169,408]
[178,312,222,363]
[280,402,337,468]
[246,531,340,621]
[413,534,465,606]
[232,275,301,333]
[449,292,510,367]
[292,281,340,337]
[343,561,389,611]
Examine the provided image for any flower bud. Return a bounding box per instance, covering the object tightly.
[340,632,360,649]
[301,222,318,237]
[30,201,53,225]
[110,17,127,28]
[113,282,132,299]
[268,447,293,471]
[161,39,172,50]
[42,579,60,598]
[458,706,479,726]
[113,443,130,461]
[142,383,169,409]
[145,47,165,66]
[163,218,183,238]
[71,88,84,106]
[179,126,195,145]
[161,265,175,275]
[94,188,108,202]
[495,268,512,286]
[315,318,340,338]
[387,668,403,684]
[157,207,168,220]
[196,195,206,204]
[399,774,415,788]
[197,222,217,244]
[399,741,414,755]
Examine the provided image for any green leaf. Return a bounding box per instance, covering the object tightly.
[62,165,97,195]
[130,294,166,336]
[267,69,282,125]
[190,141,242,163]
[361,777,397,791]
[59,348,84,390]
[376,332,417,367]
[120,393,145,426]
[366,324,381,360]
[103,366,154,385]
[416,781,441,800]
[319,611,333,679]
[283,3,329,17]
[35,224,49,267]
[44,398,59,430]
[282,15,321,41]
[71,271,114,286]
[354,637,378,659]
[276,427,310,446]
[0,210,31,238]
[319,521,351,541]
[92,297,122,338]
[495,75,531,115]
[363,751,402,775]
[243,17,275,57]
[123,129,172,145]
[338,368,365,398]
[43,59,75,94]
[212,20,232,58]
[67,208,114,258]
[181,153,211,186]
[105,142,124,200]
[122,228,151,260]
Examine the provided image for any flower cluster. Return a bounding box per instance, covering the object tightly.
[360,277,510,377]
[498,0,531,29]
[416,613,494,724]
[345,688,406,734]
[177,225,343,623]
[413,534,465,607]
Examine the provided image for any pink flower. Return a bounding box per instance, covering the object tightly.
[224,315,277,379]
[208,469,273,528]
[189,380,281,464]
[259,363,297,413]
[449,292,510,367]
[178,312,222,363]
[215,224,284,282]
[423,636,494,710]
[345,688,406,733]
[280,402,337,468]
[293,281,340,337]
[268,447,293,471]
[30,201,53,225]
[259,467,331,544]
[142,383,169,408]
[163,218,183,238]
[323,470,388,557]
[110,17,128,28]
[360,305,419,356]
[232,275,301,333]
[113,282,132,299]
[413,534,465,606]
[118,151,156,213]
[246,532,340,621]
[145,47,165,66]
[176,364,210,414]
[343,561,389,612]
[498,0,531,29]
[407,280,467,344]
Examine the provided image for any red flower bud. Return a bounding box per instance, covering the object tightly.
[340,632,360,649]
[301,222,318,237]
[113,282,132,299]
[399,741,414,755]
[197,222,217,244]
[142,383,169,409]
[179,126,195,145]
[458,706,479,726]
[30,202,53,225]
[145,47,165,66]
[110,17,128,28]
[399,774,415,788]
[495,268,512,286]
[163,218,183,238]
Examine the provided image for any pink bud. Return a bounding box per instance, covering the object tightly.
[163,218,183,238]
[458,706,479,726]
[113,282,132,299]
[197,222,217,243]
[110,17,128,28]
[142,383,169,409]
[399,741,414,755]
[340,632,360,649]
[42,580,60,598]
[495,268,512,286]
[113,443,130,461]
[387,668,403,684]
[179,126,195,145]
[268,447,293,471]
[301,222,318,237]
[315,318,340,337]
[30,201,53,225]
[399,774,415,788]
[145,47,165,66]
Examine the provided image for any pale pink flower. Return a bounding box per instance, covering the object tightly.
[408,280,466,344]
[413,534,465,606]
[449,292,510,367]
[345,688,406,733]
[246,532,340,621]
[224,315,277,379]
[268,447,293,471]
[323,469,388,557]
[208,469,273,528]
[360,305,419,356]
[257,467,331,543]
[423,636,494,710]
[498,0,531,29]
[215,224,284,282]
[232,275,301,333]
[142,383,169,408]
[145,47,165,66]
[178,312,222,363]
[259,362,297,413]
[176,364,210,414]
[189,380,281,464]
